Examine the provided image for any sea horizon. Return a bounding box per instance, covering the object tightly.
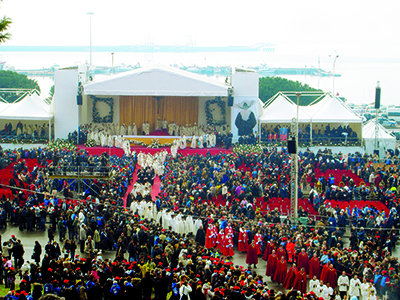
[1,49,399,106]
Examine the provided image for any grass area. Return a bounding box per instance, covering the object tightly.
[0,283,19,297]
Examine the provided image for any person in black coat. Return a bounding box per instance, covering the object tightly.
[141,272,154,300]
[32,241,42,264]
[195,225,206,246]
[11,240,24,268]
[48,225,55,242]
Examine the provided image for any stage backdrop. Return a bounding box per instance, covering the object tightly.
[119,96,199,134]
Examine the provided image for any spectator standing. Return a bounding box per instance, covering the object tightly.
[11,239,24,269]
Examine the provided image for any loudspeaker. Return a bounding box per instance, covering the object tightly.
[77,95,83,105]
[228,96,234,107]
[375,86,381,109]
[287,139,296,154]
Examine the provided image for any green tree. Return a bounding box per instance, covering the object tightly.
[259,76,323,106]
[0,0,11,44]
[44,85,54,104]
[0,70,40,102]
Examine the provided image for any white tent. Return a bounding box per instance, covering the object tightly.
[84,65,229,97]
[260,93,312,123]
[309,93,362,123]
[261,92,362,124]
[260,92,363,141]
[0,101,10,114]
[0,93,52,120]
[363,120,396,157]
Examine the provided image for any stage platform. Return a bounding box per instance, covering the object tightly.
[77,144,232,157]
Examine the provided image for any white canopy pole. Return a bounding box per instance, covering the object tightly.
[48,118,51,142]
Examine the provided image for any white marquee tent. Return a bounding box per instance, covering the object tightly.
[363,120,396,157]
[308,93,362,123]
[261,92,362,124]
[0,93,52,120]
[259,93,312,123]
[84,66,229,97]
[260,92,363,139]
[0,101,9,114]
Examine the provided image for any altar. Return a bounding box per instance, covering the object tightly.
[124,135,181,146]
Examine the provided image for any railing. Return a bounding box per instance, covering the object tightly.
[48,166,111,177]
[259,137,363,147]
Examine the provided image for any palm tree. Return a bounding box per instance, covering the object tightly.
[0,0,12,44]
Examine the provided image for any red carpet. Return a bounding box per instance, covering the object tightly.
[309,169,365,186]
[152,176,161,198]
[255,197,320,217]
[123,169,138,207]
[0,158,45,202]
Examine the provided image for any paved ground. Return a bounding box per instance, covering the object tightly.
[1,222,399,294]
[0,223,286,291]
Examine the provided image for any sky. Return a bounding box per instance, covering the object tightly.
[2,0,400,105]
[2,0,400,58]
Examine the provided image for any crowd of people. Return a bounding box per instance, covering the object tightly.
[0,142,399,300]
[0,122,52,141]
[260,124,359,146]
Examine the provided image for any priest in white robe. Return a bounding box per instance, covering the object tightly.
[190,135,197,149]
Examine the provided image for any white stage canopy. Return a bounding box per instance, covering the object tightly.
[84,66,229,97]
[363,120,396,156]
[0,93,53,120]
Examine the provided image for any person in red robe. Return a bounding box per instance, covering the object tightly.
[276,244,287,261]
[309,253,321,279]
[297,248,310,274]
[266,250,278,278]
[216,229,225,253]
[246,240,258,268]
[205,224,214,249]
[211,224,218,247]
[263,240,276,261]
[223,234,234,258]
[325,264,337,289]
[238,228,248,252]
[225,223,234,239]
[283,263,298,290]
[268,132,273,142]
[254,231,263,255]
[273,256,288,284]
[292,267,307,294]
[286,239,295,263]
[320,262,330,284]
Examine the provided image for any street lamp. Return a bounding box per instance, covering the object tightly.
[111,52,115,74]
[87,12,94,66]
[330,54,339,98]
[294,92,301,220]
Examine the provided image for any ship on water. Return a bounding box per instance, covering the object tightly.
[12,63,340,78]
[0,42,341,78]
